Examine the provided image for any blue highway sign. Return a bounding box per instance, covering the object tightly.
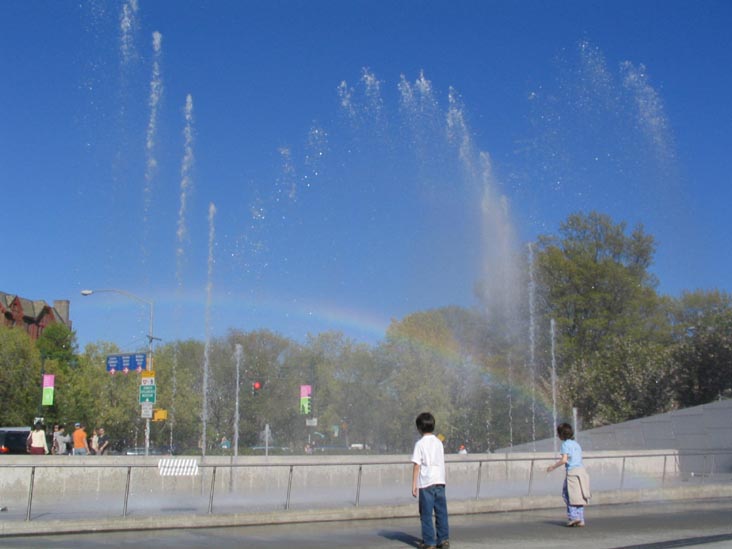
[106,353,147,374]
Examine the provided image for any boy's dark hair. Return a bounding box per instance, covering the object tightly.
[415,412,436,434]
[557,422,574,441]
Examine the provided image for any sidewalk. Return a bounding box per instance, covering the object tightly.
[2,496,732,548]
[1,482,731,538]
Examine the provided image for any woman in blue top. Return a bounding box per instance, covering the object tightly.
[547,422,590,527]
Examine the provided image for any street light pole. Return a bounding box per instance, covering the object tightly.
[81,288,157,456]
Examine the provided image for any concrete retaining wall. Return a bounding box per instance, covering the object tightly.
[0,450,682,501]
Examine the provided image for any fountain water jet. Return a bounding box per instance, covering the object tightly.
[527,242,537,450]
[234,343,243,457]
[550,317,558,454]
[169,94,195,451]
[202,202,216,456]
[142,31,163,241]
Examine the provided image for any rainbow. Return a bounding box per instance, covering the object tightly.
[82,287,556,417]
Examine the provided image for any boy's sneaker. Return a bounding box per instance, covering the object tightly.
[437,541,450,549]
[418,543,436,549]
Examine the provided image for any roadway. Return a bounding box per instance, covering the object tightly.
[1,498,731,548]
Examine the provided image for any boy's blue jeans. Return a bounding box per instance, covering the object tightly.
[418,484,449,547]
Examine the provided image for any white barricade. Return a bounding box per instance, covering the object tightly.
[158,458,199,476]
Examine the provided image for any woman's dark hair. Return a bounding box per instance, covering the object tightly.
[415,412,436,434]
[557,422,574,441]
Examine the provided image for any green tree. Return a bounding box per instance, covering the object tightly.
[37,322,78,365]
[36,322,80,426]
[378,310,460,452]
[563,337,674,425]
[535,211,671,426]
[670,290,732,406]
[152,339,205,453]
[0,326,42,425]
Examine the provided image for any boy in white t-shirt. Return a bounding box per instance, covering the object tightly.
[411,412,450,549]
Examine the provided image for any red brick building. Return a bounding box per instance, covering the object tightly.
[0,291,71,340]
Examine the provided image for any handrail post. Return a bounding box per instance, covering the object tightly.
[475,461,483,500]
[208,466,217,514]
[661,455,667,487]
[701,455,707,484]
[619,457,626,490]
[710,453,716,480]
[355,464,363,507]
[123,466,132,516]
[285,465,294,510]
[25,466,36,521]
[527,459,535,495]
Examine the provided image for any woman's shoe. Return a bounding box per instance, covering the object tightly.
[567,519,582,527]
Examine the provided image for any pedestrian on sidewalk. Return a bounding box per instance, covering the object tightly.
[72,423,89,456]
[411,412,450,549]
[547,422,591,527]
[97,427,110,455]
[27,422,48,455]
[52,424,71,455]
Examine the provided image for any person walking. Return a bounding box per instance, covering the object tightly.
[89,428,100,455]
[97,427,110,455]
[72,423,90,456]
[52,424,71,455]
[411,412,450,549]
[27,422,49,455]
[547,422,591,527]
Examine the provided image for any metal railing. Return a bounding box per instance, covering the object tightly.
[3,449,731,522]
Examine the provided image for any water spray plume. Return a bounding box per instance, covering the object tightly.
[143,31,164,264]
[119,0,139,64]
[202,202,216,456]
[620,61,675,164]
[528,242,537,449]
[176,94,195,287]
[277,147,297,201]
[337,80,356,120]
[550,317,558,455]
[361,67,383,117]
[305,125,328,186]
[446,87,476,177]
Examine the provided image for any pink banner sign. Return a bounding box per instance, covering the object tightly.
[300,384,312,398]
[42,374,55,388]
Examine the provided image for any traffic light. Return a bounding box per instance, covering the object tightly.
[251,381,262,395]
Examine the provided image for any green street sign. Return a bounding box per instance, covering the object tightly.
[139,384,157,403]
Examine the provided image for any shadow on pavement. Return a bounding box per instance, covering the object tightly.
[378,529,421,547]
[614,532,732,549]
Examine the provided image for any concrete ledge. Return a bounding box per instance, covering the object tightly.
[2,483,731,538]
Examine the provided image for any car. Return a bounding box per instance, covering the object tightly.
[0,427,31,454]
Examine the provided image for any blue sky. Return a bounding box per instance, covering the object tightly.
[2,1,731,352]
